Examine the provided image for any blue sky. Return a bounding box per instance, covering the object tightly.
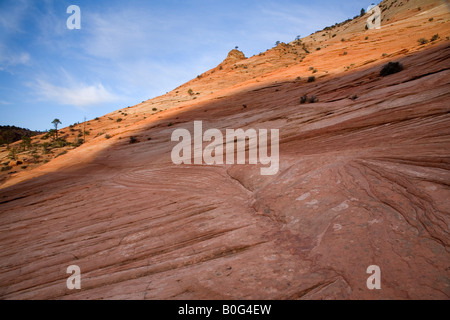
[0,0,374,131]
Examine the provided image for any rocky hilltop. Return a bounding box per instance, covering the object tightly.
[0,0,449,299]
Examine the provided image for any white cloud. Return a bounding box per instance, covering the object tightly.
[35,79,122,108]
[0,45,31,70]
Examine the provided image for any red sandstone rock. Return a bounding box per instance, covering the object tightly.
[0,0,449,300]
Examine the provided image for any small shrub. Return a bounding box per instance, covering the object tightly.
[188,89,194,96]
[418,38,428,45]
[32,154,40,163]
[430,34,439,42]
[21,165,28,169]
[300,95,308,104]
[309,95,318,103]
[350,95,358,100]
[168,122,173,127]
[8,148,18,160]
[365,36,369,40]
[53,139,69,148]
[343,51,348,55]
[152,108,157,111]
[307,76,316,83]
[129,136,139,144]
[105,134,111,139]
[116,118,123,122]
[1,166,12,172]
[73,139,84,147]
[380,62,403,77]
[429,18,434,22]
[56,150,68,157]
[42,142,50,154]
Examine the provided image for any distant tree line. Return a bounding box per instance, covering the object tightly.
[0,126,43,147]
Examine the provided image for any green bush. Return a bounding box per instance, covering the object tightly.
[308,76,316,83]
[53,139,69,148]
[418,38,428,45]
[20,135,32,150]
[8,148,18,160]
[73,139,84,147]
[42,142,50,154]
[431,34,439,42]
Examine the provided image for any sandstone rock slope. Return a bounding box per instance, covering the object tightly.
[0,0,449,299]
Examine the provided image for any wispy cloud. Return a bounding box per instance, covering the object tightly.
[34,79,123,108]
[0,42,31,71]
[0,51,30,71]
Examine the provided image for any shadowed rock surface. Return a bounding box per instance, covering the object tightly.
[0,0,449,299]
